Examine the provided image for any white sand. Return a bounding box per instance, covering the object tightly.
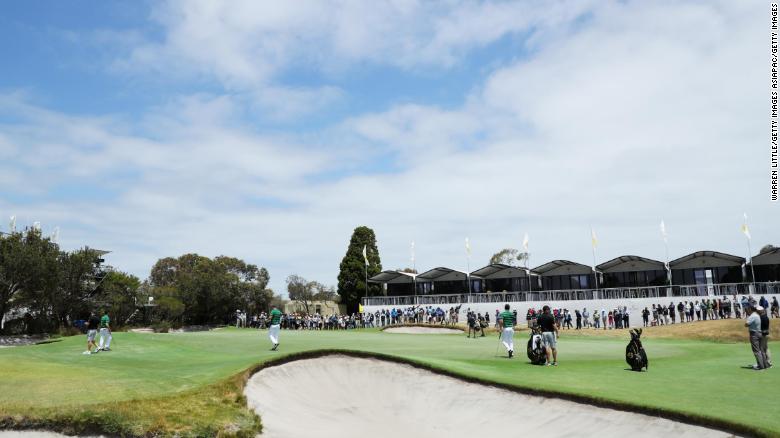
[245,355,734,438]
[129,328,154,333]
[383,326,463,334]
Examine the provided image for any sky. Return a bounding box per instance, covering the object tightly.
[0,0,775,294]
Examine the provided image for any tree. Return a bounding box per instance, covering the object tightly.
[98,271,142,326]
[148,254,272,325]
[286,274,336,314]
[397,268,417,274]
[51,247,105,328]
[0,229,60,333]
[760,244,777,254]
[337,226,382,313]
[489,248,529,267]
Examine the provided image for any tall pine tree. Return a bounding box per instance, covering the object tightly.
[337,226,382,313]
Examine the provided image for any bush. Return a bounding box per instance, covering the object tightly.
[152,322,171,333]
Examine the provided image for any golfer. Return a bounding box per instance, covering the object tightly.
[499,304,515,358]
[269,305,282,351]
[98,310,112,352]
[83,312,100,355]
[538,305,559,366]
[745,305,768,370]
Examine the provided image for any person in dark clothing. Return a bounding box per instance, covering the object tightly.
[575,309,582,330]
[83,313,100,355]
[642,307,650,327]
[760,307,772,368]
[537,305,559,366]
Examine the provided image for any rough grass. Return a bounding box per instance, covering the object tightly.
[560,318,780,342]
[0,371,261,437]
[0,324,778,437]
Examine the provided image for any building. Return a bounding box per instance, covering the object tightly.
[415,267,479,295]
[533,260,596,290]
[367,270,417,296]
[669,251,744,286]
[470,263,540,292]
[597,255,668,288]
[749,247,780,282]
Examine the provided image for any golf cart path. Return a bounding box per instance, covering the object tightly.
[383,326,462,334]
[244,355,735,438]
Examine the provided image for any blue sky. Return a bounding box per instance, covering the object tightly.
[0,0,775,294]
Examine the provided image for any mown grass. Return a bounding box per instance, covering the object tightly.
[0,324,778,437]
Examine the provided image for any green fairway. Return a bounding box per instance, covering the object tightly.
[0,328,778,437]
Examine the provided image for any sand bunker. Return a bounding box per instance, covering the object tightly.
[383,326,463,334]
[245,355,733,438]
[129,328,155,333]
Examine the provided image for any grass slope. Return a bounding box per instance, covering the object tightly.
[0,324,777,437]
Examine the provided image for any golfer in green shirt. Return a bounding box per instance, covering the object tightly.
[98,310,112,352]
[269,306,282,351]
[499,304,516,358]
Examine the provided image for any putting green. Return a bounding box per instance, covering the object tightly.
[0,328,777,437]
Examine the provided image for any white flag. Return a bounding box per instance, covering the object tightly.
[410,241,415,263]
[33,221,41,232]
[741,213,751,240]
[9,215,15,232]
[660,220,668,243]
[522,232,529,252]
[362,245,368,266]
[590,228,598,248]
[465,237,471,256]
[51,227,60,244]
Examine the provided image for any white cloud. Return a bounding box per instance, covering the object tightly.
[1,0,775,295]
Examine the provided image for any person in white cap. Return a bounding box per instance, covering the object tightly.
[745,305,768,370]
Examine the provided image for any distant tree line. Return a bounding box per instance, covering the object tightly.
[0,223,418,333]
[0,228,140,335]
[0,228,279,334]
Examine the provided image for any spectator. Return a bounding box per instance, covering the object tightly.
[759,306,772,368]
[746,305,768,370]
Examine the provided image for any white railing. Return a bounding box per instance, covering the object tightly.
[362,282,780,306]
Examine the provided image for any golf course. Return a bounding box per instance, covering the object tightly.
[0,319,777,437]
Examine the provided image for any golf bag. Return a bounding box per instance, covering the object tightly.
[527,328,546,365]
[625,328,648,371]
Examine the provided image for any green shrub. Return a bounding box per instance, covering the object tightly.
[152,322,171,333]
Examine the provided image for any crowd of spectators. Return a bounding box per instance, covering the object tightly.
[639,295,779,327]
[238,295,779,332]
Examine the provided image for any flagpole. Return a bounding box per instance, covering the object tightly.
[411,241,417,303]
[746,235,756,291]
[465,238,471,299]
[523,233,530,292]
[661,220,671,286]
[742,214,757,293]
[590,228,598,290]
